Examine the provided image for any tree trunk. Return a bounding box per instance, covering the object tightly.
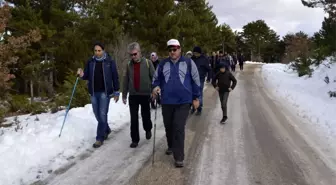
[30,79,34,104]
[45,53,54,97]
[49,70,54,97]
[24,80,27,94]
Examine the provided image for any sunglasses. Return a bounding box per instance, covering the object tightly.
[129,53,138,57]
[168,48,178,52]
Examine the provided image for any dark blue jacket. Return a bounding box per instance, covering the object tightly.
[82,53,120,96]
[152,56,201,105]
[191,55,211,82]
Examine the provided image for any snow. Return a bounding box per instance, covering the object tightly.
[246,61,264,64]
[261,58,336,159]
[0,96,130,185]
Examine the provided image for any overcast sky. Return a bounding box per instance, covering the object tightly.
[207,0,325,37]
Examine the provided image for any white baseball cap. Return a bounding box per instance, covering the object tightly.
[167,39,180,47]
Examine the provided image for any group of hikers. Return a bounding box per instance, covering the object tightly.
[77,39,241,168]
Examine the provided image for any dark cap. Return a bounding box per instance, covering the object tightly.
[192,46,202,54]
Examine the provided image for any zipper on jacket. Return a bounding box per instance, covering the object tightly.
[102,61,108,96]
[92,62,96,96]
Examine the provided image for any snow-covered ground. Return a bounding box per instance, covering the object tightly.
[246,61,264,64]
[0,97,130,185]
[261,58,336,163]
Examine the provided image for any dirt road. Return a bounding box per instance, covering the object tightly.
[130,64,336,185]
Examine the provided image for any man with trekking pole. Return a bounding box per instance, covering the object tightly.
[77,42,120,148]
[152,39,201,168]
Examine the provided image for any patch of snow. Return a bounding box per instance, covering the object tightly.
[0,94,130,185]
[246,61,264,64]
[261,58,336,158]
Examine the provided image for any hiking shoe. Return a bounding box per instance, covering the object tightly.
[130,142,138,148]
[190,109,195,114]
[93,140,103,148]
[165,148,173,155]
[104,130,112,140]
[146,131,152,140]
[175,161,184,168]
[220,117,228,124]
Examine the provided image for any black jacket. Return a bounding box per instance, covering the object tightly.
[191,55,211,81]
[152,59,160,70]
[212,71,237,92]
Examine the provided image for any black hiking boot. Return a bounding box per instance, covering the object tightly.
[93,140,103,148]
[130,142,138,148]
[146,131,152,140]
[165,148,173,155]
[104,130,112,140]
[220,117,227,124]
[175,161,184,168]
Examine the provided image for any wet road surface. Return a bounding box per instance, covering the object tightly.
[130,64,336,185]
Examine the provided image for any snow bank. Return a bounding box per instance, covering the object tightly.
[246,61,264,64]
[262,58,336,155]
[0,96,130,185]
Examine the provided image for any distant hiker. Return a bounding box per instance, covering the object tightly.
[208,51,218,82]
[191,46,211,115]
[212,63,237,123]
[231,52,238,72]
[77,42,120,148]
[150,52,160,69]
[238,53,244,71]
[122,42,155,148]
[150,52,161,109]
[186,51,193,58]
[214,51,230,75]
[152,39,201,168]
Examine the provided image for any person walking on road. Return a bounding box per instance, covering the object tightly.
[215,51,230,72]
[238,53,244,71]
[231,52,238,72]
[150,52,161,109]
[208,51,218,82]
[152,39,201,168]
[212,63,237,124]
[191,46,211,115]
[77,42,120,148]
[122,42,155,148]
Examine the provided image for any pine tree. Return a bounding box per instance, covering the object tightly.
[242,20,280,62]
[0,4,41,99]
[124,0,176,53]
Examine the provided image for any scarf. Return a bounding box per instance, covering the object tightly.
[94,52,107,62]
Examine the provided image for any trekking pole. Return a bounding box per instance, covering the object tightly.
[152,95,158,166]
[59,77,79,137]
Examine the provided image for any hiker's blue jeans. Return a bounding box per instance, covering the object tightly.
[91,92,111,141]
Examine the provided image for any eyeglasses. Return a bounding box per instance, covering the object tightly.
[94,50,102,52]
[130,53,138,57]
[168,48,177,52]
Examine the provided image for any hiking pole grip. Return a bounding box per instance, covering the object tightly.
[59,77,79,137]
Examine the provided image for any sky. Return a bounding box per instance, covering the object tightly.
[207,0,325,37]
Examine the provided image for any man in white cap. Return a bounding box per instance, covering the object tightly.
[152,39,201,168]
